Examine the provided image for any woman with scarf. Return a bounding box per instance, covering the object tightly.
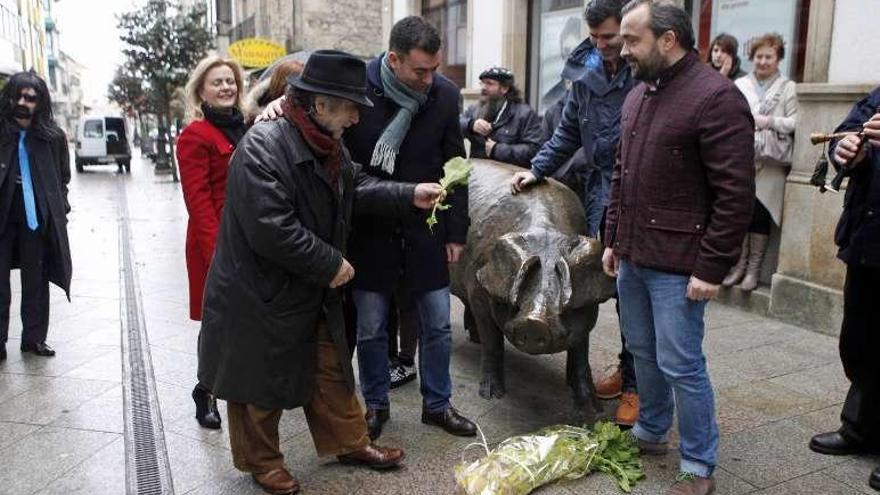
[177,55,248,429]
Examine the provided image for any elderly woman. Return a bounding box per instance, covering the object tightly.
[725,33,797,291]
[707,33,746,80]
[176,55,248,428]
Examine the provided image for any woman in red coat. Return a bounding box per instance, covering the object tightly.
[177,55,248,429]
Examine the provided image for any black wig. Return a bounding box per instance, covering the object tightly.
[0,71,63,140]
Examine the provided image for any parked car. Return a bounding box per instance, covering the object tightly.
[75,115,132,172]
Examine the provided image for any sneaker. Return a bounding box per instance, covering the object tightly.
[389,362,416,389]
[627,431,669,456]
[665,472,715,495]
[614,391,639,427]
[594,365,623,399]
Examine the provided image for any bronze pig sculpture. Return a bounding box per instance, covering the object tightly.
[449,159,616,421]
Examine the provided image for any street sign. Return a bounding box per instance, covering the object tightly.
[228,38,286,69]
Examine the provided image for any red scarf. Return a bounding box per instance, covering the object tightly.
[282,98,343,187]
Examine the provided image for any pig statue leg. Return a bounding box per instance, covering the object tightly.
[566,322,603,425]
[471,296,506,399]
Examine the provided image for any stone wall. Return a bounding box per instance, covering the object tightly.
[296,0,384,58]
[769,83,874,336]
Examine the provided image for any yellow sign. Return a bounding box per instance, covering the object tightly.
[228,38,286,69]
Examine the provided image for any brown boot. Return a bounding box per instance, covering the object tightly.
[594,366,623,399]
[252,468,300,495]
[665,473,715,495]
[738,233,769,292]
[721,235,749,287]
[614,392,639,427]
[337,443,405,470]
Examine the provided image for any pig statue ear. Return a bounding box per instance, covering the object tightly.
[561,236,616,309]
[477,233,540,306]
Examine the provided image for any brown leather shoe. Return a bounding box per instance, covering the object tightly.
[251,468,299,495]
[665,473,715,495]
[615,392,639,427]
[594,366,623,399]
[337,443,405,470]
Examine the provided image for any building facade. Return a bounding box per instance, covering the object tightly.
[0,0,48,80]
[207,0,385,64]
[381,0,877,336]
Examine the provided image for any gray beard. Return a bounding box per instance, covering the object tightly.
[477,97,505,122]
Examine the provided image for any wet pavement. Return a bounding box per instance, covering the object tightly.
[0,151,877,494]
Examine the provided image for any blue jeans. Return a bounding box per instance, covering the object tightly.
[353,287,452,413]
[617,260,718,478]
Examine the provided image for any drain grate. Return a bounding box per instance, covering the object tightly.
[118,179,174,494]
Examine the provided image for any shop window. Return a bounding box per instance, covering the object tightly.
[527,0,584,114]
[422,0,467,89]
[688,0,811,82]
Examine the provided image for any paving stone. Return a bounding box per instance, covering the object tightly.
[165,431,236,494]
[821,455,880,495]
[37,436,126,495]
[716,378,834,428]
[1,342,118,378]
[0,371,52,404]
[717,417,849,488]
[50,385,124,434]
[0,376,118,425]
[0,426,118,494]
[750,472,867,494]
[0,420,40,450]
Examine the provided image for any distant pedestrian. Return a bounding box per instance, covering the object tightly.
[707,33,746,80]
[177,55,248,430]
[809,86,880,494]
[724,33,797,291]
[603,2,754,493]
[460,66,543,167]
[0,71,71,361]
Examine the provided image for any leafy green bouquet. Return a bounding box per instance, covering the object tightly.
[454,422,645,495]
[426,157,473,232]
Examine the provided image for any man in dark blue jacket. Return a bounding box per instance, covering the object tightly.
[809,87,880,492]
[342,16,477,441]
[509,0,638,428]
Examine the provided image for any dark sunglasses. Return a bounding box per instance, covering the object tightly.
[18,93,38,103]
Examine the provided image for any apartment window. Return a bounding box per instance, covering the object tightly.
[422,0,467,89]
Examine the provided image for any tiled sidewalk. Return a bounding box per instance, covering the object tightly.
[0,154,876,494]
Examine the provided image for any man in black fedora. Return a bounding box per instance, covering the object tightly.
[197,49,444,495]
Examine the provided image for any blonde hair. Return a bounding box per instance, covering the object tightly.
[184,55,245,121]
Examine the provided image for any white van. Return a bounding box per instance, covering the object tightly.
[75,115,132,172]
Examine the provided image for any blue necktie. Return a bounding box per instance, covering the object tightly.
[18,129,38,231]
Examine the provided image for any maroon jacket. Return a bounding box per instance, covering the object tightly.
[604,52,755,284]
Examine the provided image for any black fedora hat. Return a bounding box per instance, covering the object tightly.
[287,50,373,107]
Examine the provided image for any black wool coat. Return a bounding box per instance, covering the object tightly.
[830,86,880,268]
[0,122,71,297]
[343,56,468,295]
[197,119,415,410]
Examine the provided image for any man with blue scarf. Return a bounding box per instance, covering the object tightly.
[342,16,477,441]
[509,0,639,427]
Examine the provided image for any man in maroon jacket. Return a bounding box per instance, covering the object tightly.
[602,2,754,494]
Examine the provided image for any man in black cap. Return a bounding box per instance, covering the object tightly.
[460,66,543,168]
[197,49,444,495]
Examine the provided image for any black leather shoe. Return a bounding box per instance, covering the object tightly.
[422,407,477,437]
[870,465,880,491]
[809,431,876,456]
[0,343,6,361]
[20,342,55,357]
[365,408,389,440]
[192,384,221,429]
